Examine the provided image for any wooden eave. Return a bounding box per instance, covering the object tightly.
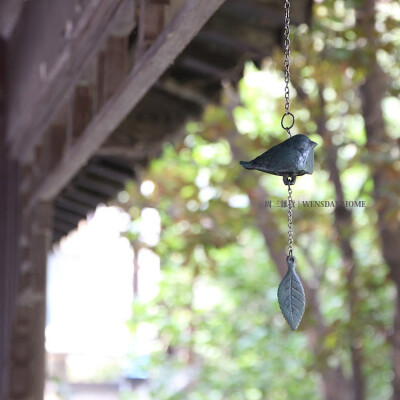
[1,0,312,243]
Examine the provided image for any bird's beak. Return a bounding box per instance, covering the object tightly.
[240,161,252,169]
[311,141,318,148]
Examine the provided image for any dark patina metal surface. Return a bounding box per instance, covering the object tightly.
[277,256,305,330]
[239,134,317,184]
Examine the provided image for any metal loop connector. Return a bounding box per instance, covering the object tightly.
[283,173,296,186]
[281,112,295,132]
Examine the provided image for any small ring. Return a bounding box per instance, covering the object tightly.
[281,112,295,131]
[286,253,295,263]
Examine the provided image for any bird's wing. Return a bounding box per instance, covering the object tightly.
[252,144,282,170]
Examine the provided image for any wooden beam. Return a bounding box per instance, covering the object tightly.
[64,186,107,207]
[75,175,121,197]
[206,11,277,52]
[55,198,90,217]
[70,85,93,143]
[195,30,264,57]
[49,123,68,171]
[95,51,107,112]
[179,57,228,78]
[102,37,129,102]
[0,0,24,38]
[143,3,166,44]
[85,163,134,184]
[32,0,226,203]
[53,209,83,226]
[53,219,79,236]
[135,0,168,58]
[8,0,127,160]
[219,0,284,29]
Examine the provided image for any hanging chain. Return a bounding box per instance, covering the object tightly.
[287,182,294,258]
[281,0,294,137]
[284,0,290,115]
[278,0,306,331]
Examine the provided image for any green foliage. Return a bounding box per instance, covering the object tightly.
[121,1,400,399]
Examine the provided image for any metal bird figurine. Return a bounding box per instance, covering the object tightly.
[240,134,317,185]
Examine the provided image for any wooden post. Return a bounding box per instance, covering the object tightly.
[0,35,20,400]
[0,149,20,400]
[0,149,21,399]
[31,202,53,400]
[9,202,52,400]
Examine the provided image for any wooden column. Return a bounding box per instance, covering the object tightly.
[31,202,53,400]
[8,139,53,400]
[0,147,20,399]
[9,201,52,400]
[0,35,20,400]
[0,145,20,400]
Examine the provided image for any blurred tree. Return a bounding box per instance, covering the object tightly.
[120,1,400,399]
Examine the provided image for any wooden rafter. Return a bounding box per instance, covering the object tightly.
[7,0,126,160]
[31,0,227,203]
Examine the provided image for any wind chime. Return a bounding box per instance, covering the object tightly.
[240,0,317,330]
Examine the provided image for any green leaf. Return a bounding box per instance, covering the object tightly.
[277,257,306,331]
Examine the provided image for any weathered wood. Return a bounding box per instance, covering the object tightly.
[53,229,67,243]
[64,186,107,207]
[206,12,277,52]
[102,37,129,102]
[220,0,310,27]
[111,0,136,37]
[32,127,53,191]
[70,85,93,142]
[32,0,227,203]
[151,0,171,4]
[9,202,52,400]
[53,218,80,235]
[0,36,21,398]
[49,123,68,171]
[53,208,83,226]
[95,36,129,112]
[179,57,228,78]
[0,0,24,38]
[219,0,284,29]
[144,3,166,44]
[195,30,264,57]
[31,203,52,400]
[38,131,52,176]
[135,0,168,57]
[27,203,52,400]
[75,175,121,197]
[95,51,106,112]
[0,132,20,400]
[55,198,91,217]
[85,163,133,183]
[8,0,127,160]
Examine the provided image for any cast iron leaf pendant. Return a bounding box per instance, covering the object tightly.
[277,256,305,330]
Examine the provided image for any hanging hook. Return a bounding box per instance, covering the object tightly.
[281,112,295,132]
[283,173,296,186]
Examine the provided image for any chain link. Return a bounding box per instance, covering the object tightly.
[285,0,294,257]
[287,182,294,258]
[283,0,291,137]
